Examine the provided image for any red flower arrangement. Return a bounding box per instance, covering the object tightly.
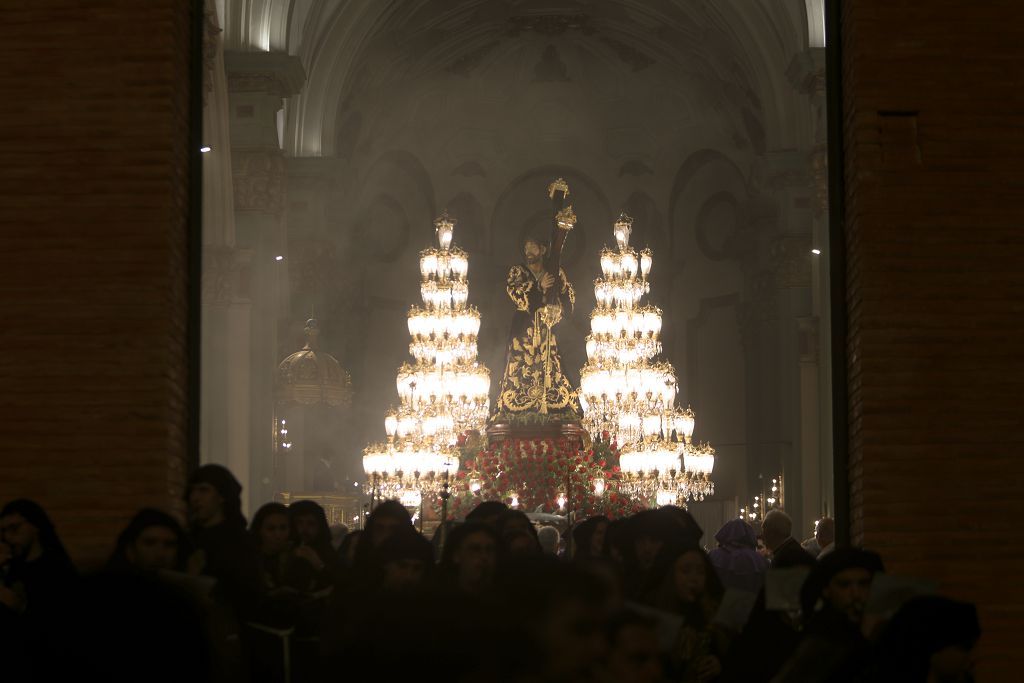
[448,434,641,520]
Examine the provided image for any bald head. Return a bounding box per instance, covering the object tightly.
[761,510,792,551]
[816,517,835,547]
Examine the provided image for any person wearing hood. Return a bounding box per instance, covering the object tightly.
[108,508,192,573]
[185,464,261,619]
[287,499,345,591]
[0,499,78,680]
[0,499,77,620]
[708,519,769,593]
[772,547,885,683]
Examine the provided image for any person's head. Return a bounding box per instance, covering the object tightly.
[186,464,244,529]
[0,499,70,565]
[761,509,793,551]
[372,527,434,592]
[801,547,884,625]
[365,500,412,548]
[288,500,331,547]
[872,596,980,683]
[497,559,609,681]
[250,503,292,555]
[465,500,509,528]
[714,518,757,551]
[523,235,548,266]
[441,522,499,593]
[496,510,540,558]
[538,526,560,555]
[605,611,663,683]
[573,515,610,559]
[815,517,835,548]
[110,508,190,572]
[648,543,723,614]
[629,510,677,571]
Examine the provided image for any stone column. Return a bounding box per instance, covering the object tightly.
[740,150,816,537]
[225,51,306,513]
[200,5,255,509]
[788,47,832,524]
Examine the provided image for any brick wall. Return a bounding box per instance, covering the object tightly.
[0,1,194,568]
[841,1,1024,678]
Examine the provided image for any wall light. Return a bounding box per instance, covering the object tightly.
[811,248,821,255]
[275,255,284,261]
[200,146,211,153]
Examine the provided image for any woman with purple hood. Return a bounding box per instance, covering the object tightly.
[708,519,769,593]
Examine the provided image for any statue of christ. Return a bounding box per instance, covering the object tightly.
[490,180,582,426]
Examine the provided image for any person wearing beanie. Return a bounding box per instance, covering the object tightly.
[773,547,885,683]
[185,464,261,619]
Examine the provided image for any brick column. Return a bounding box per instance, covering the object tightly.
[840,1,1024,677]
[0,1,195,567]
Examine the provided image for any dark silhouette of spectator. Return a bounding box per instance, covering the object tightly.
[643,542,727,682]
[495,509,541,559]
[0,499,76,618]
[719,541,816,683]
[287,499,344,590]
[0,499,77,680]
[249,502,315,595]
[439,521,499,596]
[185,464,261,618]
[708,519,769,593]
[352,500,412,570]
[604,610,664,683]
[496,557,609,682]
[369,525,434,593]
[573,514,610,561]
[464,499,509,527]
[773,547,885,683]
[865,595,980,683]
[762,510,815,567]
[337,528,361,568]
[108,507,191,573]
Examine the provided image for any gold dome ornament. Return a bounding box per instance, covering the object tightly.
[275,318,353,408]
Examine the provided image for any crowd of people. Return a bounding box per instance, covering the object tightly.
[0,463,980,682]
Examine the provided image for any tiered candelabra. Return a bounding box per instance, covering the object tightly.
[363,212,490,508]
[579,213,715,506]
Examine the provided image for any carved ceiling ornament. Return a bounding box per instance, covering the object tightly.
[233,151,286,214]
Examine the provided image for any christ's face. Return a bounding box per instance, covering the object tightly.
[524,240,545,265]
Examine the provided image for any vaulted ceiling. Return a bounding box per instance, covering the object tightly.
[220,0,815,158]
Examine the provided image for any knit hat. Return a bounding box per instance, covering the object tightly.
[800,547,884,616]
